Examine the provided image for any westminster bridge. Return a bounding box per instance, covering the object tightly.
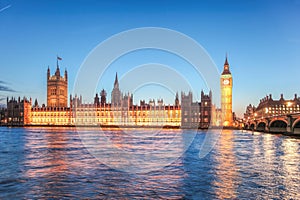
[244,112,300,134]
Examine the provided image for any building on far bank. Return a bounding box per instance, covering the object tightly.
[181,90,212,128]
[2,56,236,128]
[70,74,181,127]
[244,94,300,121]
[5,97,32,126]
[0,108,5,125]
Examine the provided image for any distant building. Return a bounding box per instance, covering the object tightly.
[245,94,300,120]
[70,93,181,127]
[200,90,212,128]
[31,106,72,125]
[0,107,6,125]
[181,90,212,128]
[5,97,32,126]
[211,106,222,127]
[181,91,198,128]
[244,104,255,120]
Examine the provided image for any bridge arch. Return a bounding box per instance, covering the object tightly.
[256,121,266,132]
[250,123,256,131]
[269,118,287,133]
[292,118,300,134]
[269,117,288,126]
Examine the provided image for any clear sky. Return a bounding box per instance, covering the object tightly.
[0,0,300,117]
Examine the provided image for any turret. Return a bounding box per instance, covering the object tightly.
[34,98,38,107]
[70,94,73,108]
[47,66,50,79]
[94,93,100,105]
[64,68,68,81]
[175,92,179,106]
[100,89,107,105]
[55,65,60,77]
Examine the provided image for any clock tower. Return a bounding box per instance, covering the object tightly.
[220,56,233,126]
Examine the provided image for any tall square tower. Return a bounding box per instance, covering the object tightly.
[220,56,233,126]
[47,61,68,108]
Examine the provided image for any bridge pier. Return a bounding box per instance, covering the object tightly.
[264,125,269,133]
[286,115,298,134]
[265,118,270,133]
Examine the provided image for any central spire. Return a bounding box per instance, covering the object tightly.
[114,72,119,88]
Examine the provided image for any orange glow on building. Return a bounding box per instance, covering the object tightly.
[221,56,233,127]
[1,59,223,128]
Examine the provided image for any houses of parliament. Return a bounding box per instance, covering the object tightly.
[0,57,235,128]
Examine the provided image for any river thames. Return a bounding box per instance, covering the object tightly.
[0,127,299,199]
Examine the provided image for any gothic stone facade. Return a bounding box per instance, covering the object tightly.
[4,64,214,128]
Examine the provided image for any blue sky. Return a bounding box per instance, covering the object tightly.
[0,0,300,117]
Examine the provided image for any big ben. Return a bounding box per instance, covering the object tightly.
[220,56,233,126]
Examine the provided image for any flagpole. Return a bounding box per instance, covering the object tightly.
[56,55,62,68]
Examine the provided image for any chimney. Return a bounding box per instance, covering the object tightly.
[280,94,284,100]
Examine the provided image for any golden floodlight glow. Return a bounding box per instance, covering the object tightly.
[265,108,269,113]
[221,56,233,127]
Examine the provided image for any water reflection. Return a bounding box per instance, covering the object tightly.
[213,130,238,199]
[0,127,299,199]
[281,138,300,199]
[79,128,189,173]
[25,129,68,178]
[21,127,187,198]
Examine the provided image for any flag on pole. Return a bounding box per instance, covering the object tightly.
[57,56,62,60]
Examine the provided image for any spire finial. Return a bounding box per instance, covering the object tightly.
[225,53,229,65]
[114,72,118,85]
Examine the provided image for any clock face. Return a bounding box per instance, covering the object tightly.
[223,79,230,85]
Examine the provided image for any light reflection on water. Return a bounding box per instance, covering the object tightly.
[79,128,189,173]
[0,127,299,199]
[213,130,238,199]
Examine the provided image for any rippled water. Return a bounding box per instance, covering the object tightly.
[0,127,299,199]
